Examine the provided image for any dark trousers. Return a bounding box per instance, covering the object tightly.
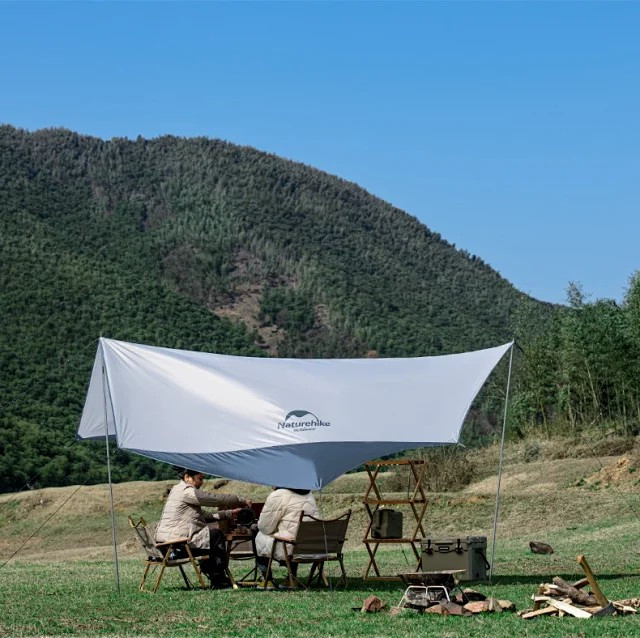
[182,529,228,582]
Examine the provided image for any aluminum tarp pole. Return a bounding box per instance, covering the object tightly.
[102,361,120,594]
[489,343,514,582]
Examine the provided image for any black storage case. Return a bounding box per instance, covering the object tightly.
[371,509,403,539]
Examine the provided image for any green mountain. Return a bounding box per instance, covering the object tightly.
[0,125,550,491]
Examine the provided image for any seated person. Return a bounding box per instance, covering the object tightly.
[155,467,250,589]
[254,486,318,588]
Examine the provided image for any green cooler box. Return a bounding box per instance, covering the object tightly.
[420,536,489,581]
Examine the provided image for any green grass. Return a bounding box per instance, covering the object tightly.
[3,538,640,637]
[4,447,640,636]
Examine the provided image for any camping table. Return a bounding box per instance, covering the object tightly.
[225,529,259,586]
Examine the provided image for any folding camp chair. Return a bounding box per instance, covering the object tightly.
[266,510,351,590]
[128,515,209,592]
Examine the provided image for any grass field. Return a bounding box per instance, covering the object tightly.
[3,440,640,636]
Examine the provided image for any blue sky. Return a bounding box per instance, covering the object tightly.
[1,2,638,304]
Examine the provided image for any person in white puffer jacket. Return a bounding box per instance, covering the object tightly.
[254,487,318,586]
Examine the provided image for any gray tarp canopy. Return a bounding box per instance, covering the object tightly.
[77,338,512,489]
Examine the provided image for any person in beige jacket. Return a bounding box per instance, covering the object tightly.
[155,468,250,588]
[254,487,318,587]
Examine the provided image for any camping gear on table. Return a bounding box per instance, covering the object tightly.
[371,508,403,539]
[235,507,256,527]
[421,536,489,581]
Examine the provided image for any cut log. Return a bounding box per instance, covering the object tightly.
[521,607,558,619]
[552,577,598,606]
[612,601,637,614]
[571,577,589,590]
[535,595,575,605]
[533,585,546,611]
[547,599,593,619]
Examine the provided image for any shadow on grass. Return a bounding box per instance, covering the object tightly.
[131,572,640,600]
[133,573,640,595]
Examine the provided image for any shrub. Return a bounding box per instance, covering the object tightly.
[522,441,541,463]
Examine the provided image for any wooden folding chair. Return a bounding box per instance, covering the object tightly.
[266,510,351,590]
[128,515,209,593]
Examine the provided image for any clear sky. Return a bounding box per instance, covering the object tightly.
[1,2,638,304]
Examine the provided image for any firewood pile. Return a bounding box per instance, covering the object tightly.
[519,554,639,619]
[364,555,638,621]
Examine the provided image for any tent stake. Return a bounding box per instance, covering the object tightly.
[103,361,120,594]
[489,343,514,582]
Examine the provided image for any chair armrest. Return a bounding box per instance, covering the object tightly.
[272,535,296,545]
[155,538,190,547]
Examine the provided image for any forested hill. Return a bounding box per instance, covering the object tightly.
[0,125,549,491]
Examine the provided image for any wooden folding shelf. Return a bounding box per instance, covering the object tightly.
[362,459,428,581]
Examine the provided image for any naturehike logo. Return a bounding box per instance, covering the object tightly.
[277,410,331,432]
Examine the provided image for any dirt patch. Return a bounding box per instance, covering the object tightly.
[212,283,284,352]
[465,457,608,495]
[208,248,296,353]
[583,454,640,488]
